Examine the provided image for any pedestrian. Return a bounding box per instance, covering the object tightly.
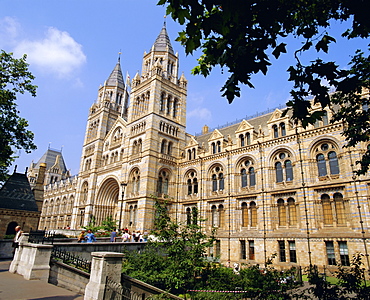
[85,229,96,243]
[143,230,149,242]
[110,229,117,242]
[122,231,130,242]
[134,230,141,242]
[77,230,86,242]
[12,226,23,256]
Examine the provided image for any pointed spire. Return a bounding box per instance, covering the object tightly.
[152,18,174,54]
[106,56,125,89]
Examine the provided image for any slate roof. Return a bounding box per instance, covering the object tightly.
[153,21,174,54]
[0,172,39,211]
[106,58,125,89]
[194,112,274,152]
[33,149,67,173]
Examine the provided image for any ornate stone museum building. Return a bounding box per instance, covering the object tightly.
[31,23,370,269]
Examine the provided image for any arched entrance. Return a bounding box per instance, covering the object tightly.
[94,178,120,226]
[6,222,18,235]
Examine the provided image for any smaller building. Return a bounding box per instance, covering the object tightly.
[0,170,40,238]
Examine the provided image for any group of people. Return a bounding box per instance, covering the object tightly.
[111,228,148,243]
[77,229,97,243]
[77,228,148,243]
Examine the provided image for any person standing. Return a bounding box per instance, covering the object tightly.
[85,229,96,243]
[12,226,23,256]
[110,229,117,242]
[122,231,130,242]
[77,230,86,242]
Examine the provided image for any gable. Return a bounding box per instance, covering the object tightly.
[208,129,224,141]
[235,120,253,134]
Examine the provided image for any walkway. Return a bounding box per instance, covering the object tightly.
[0,259,84,300]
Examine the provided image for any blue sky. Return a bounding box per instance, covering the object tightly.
[1,1,368,176]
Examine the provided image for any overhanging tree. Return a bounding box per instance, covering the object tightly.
[0,50,37,181]
[158,0,370,174]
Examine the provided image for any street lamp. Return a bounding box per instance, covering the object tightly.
[118,182,127,231]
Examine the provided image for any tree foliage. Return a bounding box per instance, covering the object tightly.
[158,0,370,174]
[0,50,37,181]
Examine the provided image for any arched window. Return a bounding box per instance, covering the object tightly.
[242,202,248,227]
[130,169,140,195]
[334,193,345,224]
[187,179,192,195]
[167,142,173,156]
[212,174,217,192]
[278,199,286,226]
[217,141,221,153]
[287,198,297,226]
[166,95,172,114]
[192,148,196,159]
[285,160,293,181]
[328,151,339,175]
[280,122,286,136]
[173,99,178,118]
[188,149,192,160]
[250,202,257,227]
[219,173,224,190]
[161,140,167,154]
[193,178,198,194]
[241,169,247,187]
[239,134,245,147]
[81,182,88,205]
[240,159,255,188]
[273,125,278,138]
[138,139,142,153]
[249,167,256,186]
[275,152,294,183]
[317,153,327,176]
[275,162,283,183]
[186,207,192,225]
[219,204,225,228]
[246,132,251,145]
[211,205,218,227]
[159,93,165,111]
[322,194,333,225]
[316,143,340,177]
[211,165,224,192]
[212,142,216,154]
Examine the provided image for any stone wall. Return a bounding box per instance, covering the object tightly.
[49,259,89,295]
[53,241,145,260]
[0,239,13,259]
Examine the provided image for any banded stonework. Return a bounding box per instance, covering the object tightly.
[33,22,370,270]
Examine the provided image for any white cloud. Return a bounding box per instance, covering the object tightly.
[188,107,212,121]
[14,27,86,78]
[0,17,21,47]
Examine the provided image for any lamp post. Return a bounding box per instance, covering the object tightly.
[118,182,127,231]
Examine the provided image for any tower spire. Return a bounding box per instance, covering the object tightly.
[106,57,125,88]
[152,18,174,54]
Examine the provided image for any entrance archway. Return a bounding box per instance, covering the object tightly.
[95,178,119,226]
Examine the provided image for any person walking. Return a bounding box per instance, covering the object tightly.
[85,229,96,243]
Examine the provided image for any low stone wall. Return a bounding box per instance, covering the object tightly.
[53,241,146,260]
[0,239,13,259]
[49,259,89,295]
[122,274,183,300]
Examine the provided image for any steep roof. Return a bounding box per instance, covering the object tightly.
[0,172,39,211]
[153,21,174,54]
[106,58,125,89]
[35,148,67,173]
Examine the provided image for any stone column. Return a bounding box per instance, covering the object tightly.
[9,232,29,273]
[84,252,124,300]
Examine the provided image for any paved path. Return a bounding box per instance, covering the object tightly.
[0,259,84,300]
